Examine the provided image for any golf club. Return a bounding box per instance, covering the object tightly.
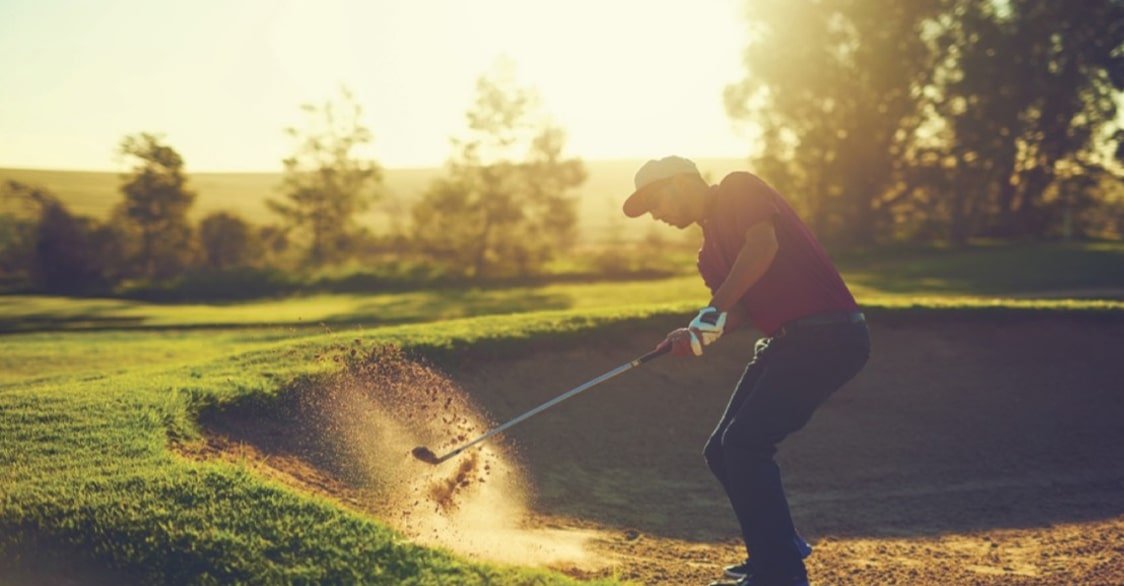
[412,344,672,465]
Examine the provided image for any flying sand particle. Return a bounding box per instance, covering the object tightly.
[294,343,602,568]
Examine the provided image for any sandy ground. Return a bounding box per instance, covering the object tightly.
[191,315,1124,585]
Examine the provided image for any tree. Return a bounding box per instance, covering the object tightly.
[0,181,41,285]
[928,0,1124,240]
[199,211,262,269]
[0,181,123,293]
[268,87,382,266]
[116,133,196,279]
[411,60,586,278]
[725,0,944,245]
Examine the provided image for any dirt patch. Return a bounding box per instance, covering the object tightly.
[189,342,607,570]
[187,317,1124,585]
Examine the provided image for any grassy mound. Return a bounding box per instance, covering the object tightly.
[1,307,693,584]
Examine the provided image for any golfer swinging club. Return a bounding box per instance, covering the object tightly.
[624,156,871,586]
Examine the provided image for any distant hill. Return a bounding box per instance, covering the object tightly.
[1,158,747,240]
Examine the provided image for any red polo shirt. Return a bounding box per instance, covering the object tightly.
[697,172,858,335]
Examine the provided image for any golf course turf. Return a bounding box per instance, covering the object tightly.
[1,276,1122,583]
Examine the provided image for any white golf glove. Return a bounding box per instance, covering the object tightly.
[688,306,727,355]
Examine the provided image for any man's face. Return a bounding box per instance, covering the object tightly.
[648,181,692,229]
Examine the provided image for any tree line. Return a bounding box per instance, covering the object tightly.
[2,1,1122,296]
[726,0,1123,245]
[0,62,590,295]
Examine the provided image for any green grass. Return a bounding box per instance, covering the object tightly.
[2,241,1121,333]
[0,329,301,387]
[1,307,699,584]
[1,242,1122,583]
[837,240,1124,296]
[3,299,1122,583]
[0,278,712,333]
[2,284,1120,335]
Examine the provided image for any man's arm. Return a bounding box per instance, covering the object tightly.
[723,303,749,332]
[668,220,777,357]
[708,220,779,313]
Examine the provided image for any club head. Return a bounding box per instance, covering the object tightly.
[411,446,441,465]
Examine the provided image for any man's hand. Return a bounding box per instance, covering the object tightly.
[689,306,727,349]
[657,327,702,357]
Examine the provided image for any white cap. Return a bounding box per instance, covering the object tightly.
[622,156,700,218]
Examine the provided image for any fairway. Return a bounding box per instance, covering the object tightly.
[2,284,1123,584]
[3,240,1122,334]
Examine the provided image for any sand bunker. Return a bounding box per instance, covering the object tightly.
[198,341,605,569]
[193,316,1124,584]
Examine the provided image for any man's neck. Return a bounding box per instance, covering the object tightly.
[694,185,719,225]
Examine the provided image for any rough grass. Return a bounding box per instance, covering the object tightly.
[1,307,700,584]
[2,240,1122,334]
[0,279,710,333]
[837,240,1124,295]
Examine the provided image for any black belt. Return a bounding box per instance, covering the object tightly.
[776,311,865,337]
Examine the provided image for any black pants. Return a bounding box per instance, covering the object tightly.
[703,319,871,580]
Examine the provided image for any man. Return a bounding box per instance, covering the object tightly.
[623,156,871,586]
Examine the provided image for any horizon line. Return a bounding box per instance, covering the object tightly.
[0,155,751,175]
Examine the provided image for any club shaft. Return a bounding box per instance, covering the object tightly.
[436,349,666,461]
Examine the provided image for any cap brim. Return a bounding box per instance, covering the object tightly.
[622,185,656,218]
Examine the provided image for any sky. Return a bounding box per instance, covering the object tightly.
[0,0,752,172]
